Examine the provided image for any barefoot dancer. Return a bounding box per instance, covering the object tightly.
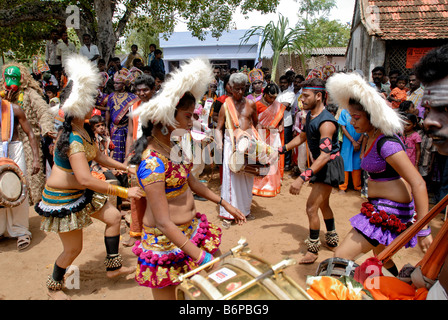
[279,77,344,264]
[131,58,246,300]
[327,72,432,276]
[35,55,144,299]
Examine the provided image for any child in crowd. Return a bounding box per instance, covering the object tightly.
[389,75,408,109]
[45,85,60,107]
[398,100,417,116]
[401,113,421,168]
[418,108,436,192]
[89,115,116,180]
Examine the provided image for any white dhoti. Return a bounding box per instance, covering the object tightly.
[0,141,31,238]
[220,134,254,219]
[426,280,448,300]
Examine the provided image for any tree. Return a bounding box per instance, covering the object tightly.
[0,0,280,63]
[241,14,301,83]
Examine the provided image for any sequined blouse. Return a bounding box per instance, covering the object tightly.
[54,131,97,173]
[137,148,192,199]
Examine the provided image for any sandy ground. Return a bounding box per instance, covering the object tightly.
[0,168,444,300]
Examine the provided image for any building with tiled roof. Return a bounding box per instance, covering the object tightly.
[345,0,448,80]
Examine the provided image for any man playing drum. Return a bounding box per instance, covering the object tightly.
[216,73,259,229]
[0,94,40,250]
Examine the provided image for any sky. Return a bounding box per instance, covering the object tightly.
[175,0,356,32]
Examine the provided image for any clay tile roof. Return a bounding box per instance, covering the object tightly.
[360,0,448,40]
[310,47,347,56]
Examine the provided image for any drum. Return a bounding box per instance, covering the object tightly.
[176,252,312,300]
[235,131,274,164]
[228,151,269,176]
[0,157,27,208]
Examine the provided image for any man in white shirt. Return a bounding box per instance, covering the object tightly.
[45,29,62,74]
[56,31,76,69]
[277,74,296,171]
[79,34,100,62]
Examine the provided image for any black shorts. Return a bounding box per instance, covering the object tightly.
[310,155,345,188]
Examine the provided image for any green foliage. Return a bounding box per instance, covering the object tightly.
[305,17,351,48]
[1,0,280,62]
[241,14,301,82]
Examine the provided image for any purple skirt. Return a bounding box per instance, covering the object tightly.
[350,198,417,248]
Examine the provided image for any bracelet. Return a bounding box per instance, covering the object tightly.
[196,250,213,266]
[218,197,223,206]
[417,227,431,237]
[195,250,206,264]
[300,168,314,182]
[178,238,189,250]
[107,184,129,199]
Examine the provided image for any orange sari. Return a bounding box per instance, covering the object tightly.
[252,100,285,197]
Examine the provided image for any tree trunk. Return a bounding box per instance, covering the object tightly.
[94,0,117,64]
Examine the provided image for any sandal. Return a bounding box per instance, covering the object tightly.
[17,235,31,251]
[246,214,255,221]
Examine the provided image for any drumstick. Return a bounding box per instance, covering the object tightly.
[177,237,248,282]
[219,258,297,300]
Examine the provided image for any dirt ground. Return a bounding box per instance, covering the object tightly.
[0,168,444,300]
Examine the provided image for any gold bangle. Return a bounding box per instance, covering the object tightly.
[107,184,129,199]
[178,238,189,250]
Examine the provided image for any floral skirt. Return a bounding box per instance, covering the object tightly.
[132,212,222,289]
[35,185,108,233]
[350,198,417,248]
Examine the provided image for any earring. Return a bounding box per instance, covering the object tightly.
[161,125,169,136]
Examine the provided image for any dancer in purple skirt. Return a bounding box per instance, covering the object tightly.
[326,72,433,276]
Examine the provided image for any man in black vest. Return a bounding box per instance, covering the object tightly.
[280,77,344,264]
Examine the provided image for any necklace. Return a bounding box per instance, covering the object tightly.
[72,123,93,144]
[151,135,171,155]
[112,92,127,111]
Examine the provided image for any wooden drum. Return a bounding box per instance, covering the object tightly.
[176,252,312,300]
[0,157,27,208]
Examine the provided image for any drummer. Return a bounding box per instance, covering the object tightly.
[130,58,246,300]
[215,72,258,228]
[0,94,40,251]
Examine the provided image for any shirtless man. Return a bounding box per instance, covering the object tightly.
[280,77,344,264]
[0,97,40,250]
[415,44,448,299]
[215,72,258,228]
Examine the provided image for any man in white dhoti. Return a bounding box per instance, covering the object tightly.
[0,97,40,250]
[215,73,258,228]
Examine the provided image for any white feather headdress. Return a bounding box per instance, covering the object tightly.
[61,54,102,119]
[326,72,403,136]
[135,58,214,128]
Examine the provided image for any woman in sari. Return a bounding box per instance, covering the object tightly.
[106,69,138,163]
[252,83,286,197]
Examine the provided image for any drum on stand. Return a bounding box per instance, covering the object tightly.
[176,252,312,300]
[0,157,27,208]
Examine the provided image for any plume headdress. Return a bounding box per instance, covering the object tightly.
[61,54,102,119]
[326,72,403,136]
[135,58,214,128]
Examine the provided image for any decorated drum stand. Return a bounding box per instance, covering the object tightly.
[0,157,27,208]
[176,238,312,300]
